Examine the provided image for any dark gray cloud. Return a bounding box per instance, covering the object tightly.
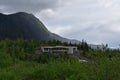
[0,0,60,13]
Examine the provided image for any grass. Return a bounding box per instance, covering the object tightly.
[0,58,120,80]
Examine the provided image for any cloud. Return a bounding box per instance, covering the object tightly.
[0,0,120,47]
[98,0,120,8]
[37,0,120,47]
[36,9,58,20]
[0,0,61,13]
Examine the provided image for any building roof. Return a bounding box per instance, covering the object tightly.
[41,46,77,48]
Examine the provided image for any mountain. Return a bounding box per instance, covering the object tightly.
[0,12,104,49]
[0,12,80,43]
[0,12,52,40]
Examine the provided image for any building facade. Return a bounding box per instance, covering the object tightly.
[41,46,78,54]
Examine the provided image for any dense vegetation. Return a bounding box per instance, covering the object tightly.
[0,39,120,80]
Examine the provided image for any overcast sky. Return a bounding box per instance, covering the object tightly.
[0,0,120,48]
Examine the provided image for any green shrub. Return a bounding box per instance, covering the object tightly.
[0,51,12,68]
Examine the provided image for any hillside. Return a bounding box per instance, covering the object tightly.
[0,12,52,40]
[0,12,80,44]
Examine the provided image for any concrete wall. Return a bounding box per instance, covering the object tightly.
[41,46,78,54]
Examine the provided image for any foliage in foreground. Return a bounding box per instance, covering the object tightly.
[0,39,120,80]
[0,59,120,80]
